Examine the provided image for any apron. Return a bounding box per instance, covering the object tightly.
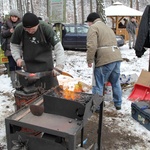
[20,27,58,90]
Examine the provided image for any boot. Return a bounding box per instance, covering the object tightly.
[10,71,16,88]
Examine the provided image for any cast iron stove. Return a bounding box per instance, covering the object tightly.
[5,86,104,150]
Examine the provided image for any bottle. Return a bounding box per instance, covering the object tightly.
[104,82,113,101]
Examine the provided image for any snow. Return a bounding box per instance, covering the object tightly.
[0,43,150,149]
[105,2,143,17]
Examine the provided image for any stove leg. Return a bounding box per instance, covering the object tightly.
[68,135,76,150]
[81,128,84,147]
[97,100,104,150]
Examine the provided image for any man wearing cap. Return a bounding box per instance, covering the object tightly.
[85,12,123,111]
[10,12,64,90]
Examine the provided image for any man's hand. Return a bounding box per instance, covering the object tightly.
[16,58,24,67]
[53,64,64,77]
[88,63,92,68]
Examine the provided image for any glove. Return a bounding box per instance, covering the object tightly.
[53,64,64,77]
[135,48,146,58]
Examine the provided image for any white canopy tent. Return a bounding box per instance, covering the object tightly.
[105,2,143,17]
[105,2,143,41]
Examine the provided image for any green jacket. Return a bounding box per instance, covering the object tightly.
[10,20,64,71]
[87,19,122,67]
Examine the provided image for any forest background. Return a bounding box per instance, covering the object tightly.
[0,0,148,25]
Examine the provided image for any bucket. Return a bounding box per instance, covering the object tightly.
[104,82,113,101]
[14,90,39,110]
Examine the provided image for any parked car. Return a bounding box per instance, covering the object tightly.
[115,35,125,47]
[62,24,124,50]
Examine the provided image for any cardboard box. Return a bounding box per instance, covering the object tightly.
[136,69,150,86]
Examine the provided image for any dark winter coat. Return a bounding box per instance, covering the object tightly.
[1,18,21,56]
[134,5,150,57]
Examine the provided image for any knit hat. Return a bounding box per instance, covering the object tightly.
[85,12,100,22]
[22,12,39,28]
[9,9,20,18]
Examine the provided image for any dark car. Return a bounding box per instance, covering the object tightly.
[62,24,124,50]
[116,35,124,47]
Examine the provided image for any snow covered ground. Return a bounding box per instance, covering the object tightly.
[0,43,150,149]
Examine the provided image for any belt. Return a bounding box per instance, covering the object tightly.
[100,46,118,49]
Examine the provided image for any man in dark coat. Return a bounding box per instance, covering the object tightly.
[134,5,150,58]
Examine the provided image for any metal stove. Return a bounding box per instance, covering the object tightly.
[5,86,104,150]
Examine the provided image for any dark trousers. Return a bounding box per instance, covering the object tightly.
[8,56,21,71]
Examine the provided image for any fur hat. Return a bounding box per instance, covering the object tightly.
[22,12,39,28]
[9,9,20,18]
[85,12,100,22]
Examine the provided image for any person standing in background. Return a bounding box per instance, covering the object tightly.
[44,17,52,27]
[86,12,123,111]
[126,17,138,49]
[1,9,21,87]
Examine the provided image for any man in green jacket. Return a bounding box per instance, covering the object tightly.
[86,12,123,111]
[10,12,64,90]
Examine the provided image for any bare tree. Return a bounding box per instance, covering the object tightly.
[17,0,23,16]
[81,0,84,24]
[30,0,34,13]
[96,0,107,23]
[136,0,139,10]
[47,0,50,17]
[130,0,133,8]
[90,0,93,13]
[26,0,30,12]
[73,0,77,24]
[9,0,12,10]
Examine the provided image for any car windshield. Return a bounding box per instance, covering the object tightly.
[65,25,88,34]
[77,26,88,34]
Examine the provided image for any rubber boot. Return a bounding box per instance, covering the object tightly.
[10,71,16,88]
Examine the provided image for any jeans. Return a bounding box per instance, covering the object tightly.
[92,61,122,107]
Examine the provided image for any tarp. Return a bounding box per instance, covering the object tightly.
[105,2,143,17]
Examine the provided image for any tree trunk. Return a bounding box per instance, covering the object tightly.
[90,0,93,13]
[9,0,12,10]
[17,0,23,16]
[47,0,50,17]
[136,0,139,10]
[73,0,77,24]
[81,0,84,24]
[26,0,30,12]
[130,0,133,8]
[96,0,107,23]
[30,0,34,13]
